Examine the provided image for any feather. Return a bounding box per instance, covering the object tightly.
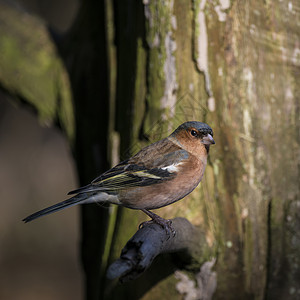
[67,147,189,195]
[23,194,87,223]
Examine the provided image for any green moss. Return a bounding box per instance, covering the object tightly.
[108,207,141,263]
[144,0,176,133]
[192,0,201,62]
[141,273,181,300]
[243,216,254,290]
[101,205,118,276]
[0,4,74,141]
[132,38,147,143]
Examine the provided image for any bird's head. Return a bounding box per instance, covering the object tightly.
[170,121,215,155]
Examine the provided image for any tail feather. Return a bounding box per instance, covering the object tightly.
[23,195,86,223]
[67,184,92,195]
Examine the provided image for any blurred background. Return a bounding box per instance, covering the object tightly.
[0,1,82,299]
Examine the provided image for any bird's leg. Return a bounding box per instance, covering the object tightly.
[139,209,176,237]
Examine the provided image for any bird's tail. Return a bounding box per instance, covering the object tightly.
[23,194,87,223]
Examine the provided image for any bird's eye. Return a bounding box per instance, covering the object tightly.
[190,130,197,137]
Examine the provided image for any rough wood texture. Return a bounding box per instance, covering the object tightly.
[107,218,210,282]
[209,2,300,298]
[104,1,300,299]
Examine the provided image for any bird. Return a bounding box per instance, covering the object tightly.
[23,121,215,235]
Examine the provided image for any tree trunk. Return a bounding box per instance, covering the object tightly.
[101,1,300,299]
[60,1,111,299]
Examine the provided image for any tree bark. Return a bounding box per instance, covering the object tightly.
[107,218,210,282]
[103,1,300,299]
[60,1,111,299]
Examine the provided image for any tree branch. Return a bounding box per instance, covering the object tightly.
[107,217,211,282]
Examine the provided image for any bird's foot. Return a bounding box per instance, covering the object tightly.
[140,209,176,237]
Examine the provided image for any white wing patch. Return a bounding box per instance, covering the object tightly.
[161,162,182,173]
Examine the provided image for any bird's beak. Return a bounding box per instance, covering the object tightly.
[202,134,215,145]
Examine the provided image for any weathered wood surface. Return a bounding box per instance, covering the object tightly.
[107,218,210,282]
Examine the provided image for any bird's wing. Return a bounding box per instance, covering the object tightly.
[68,144,189,195]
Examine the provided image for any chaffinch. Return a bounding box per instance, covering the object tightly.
[23,121,215,234]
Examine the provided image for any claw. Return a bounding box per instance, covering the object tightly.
[139,221,148,229]
[140,209,176,237]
